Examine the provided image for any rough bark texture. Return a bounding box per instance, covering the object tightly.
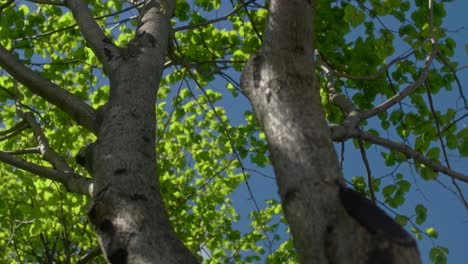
[241,0,421,263]
[85,1,198,263]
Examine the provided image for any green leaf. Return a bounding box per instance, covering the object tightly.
[419,165,439,180]
[18,4,30,15]
[426,227,438,238]
[344,5,366,27]
[415,204,427,225]
[397,179,411,192]
[29,221,42,237]
[371,178,381,192]
[352,176,366,192]
[395,215,409,226]
[410,227,423,240]
[426,147,440,161]
[383,184,397,198]
[446,134,458,149]
[429,246,448,264]
[457,128,468,156]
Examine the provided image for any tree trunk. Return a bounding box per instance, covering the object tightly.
[86,1,198,263]
[241,0,421,263]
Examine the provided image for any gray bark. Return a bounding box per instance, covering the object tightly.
[85,1,198,263]
[241,0,421,263]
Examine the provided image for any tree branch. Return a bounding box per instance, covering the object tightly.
[425,81,468,209]
[64,0,110,68]
[358,139,376,204]
[0,45,98,133]
[0,151,93,195]
[360,0,439,121]
[22,112,75,173]
[442,112,468,133]
[0,120,28,142]
[3,147,41,155]
[359,47,438,121]
[317,52,360,140]
[358,130,468,183]
[26,0,64,6]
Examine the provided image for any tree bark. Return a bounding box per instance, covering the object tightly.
[241,0,421,263]
[85,1,198,263]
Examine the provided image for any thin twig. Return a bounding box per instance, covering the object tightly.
[437,54,468,109]
[442,112,468,133]
[358,139,376,204]
[0,120,28,141]
[26,0,64,6]
[156,71,185,146]
[456,64,468,72]
[174,0,256,32]
[3,147,41,155]
[425,81,468,209]
[358,130,468,183]
[360,47,438,121]
[241,0,262,40]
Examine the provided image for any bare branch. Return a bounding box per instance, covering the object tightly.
[22,112,75,173]
[0,45,98,133]
[442,112,468,133]
[241,0,262,40]
[456,64,468,72]
[437,53,468,109]
[358,130,468,183]
[0,151,93,195]
[64,0,110,67]
[26,0,64,6]
[318,52,361,140]
[3,147,41,155]
[360,48,438,121]
[318,55,358,114]
[358,139,376,204]
[0,120,28,142]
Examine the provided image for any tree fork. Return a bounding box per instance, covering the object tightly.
[86,1,198,263]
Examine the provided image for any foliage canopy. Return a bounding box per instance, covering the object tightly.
[0,0,466,263]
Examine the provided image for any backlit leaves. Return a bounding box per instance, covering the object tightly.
[0,0,465,263]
